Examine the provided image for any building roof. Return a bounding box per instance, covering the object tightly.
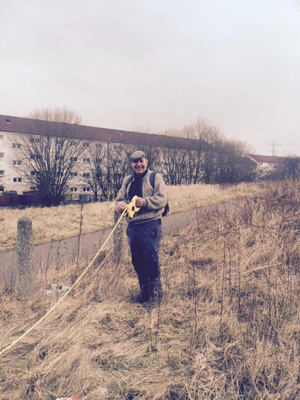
[246,154,287,164]
[0,114,211,152]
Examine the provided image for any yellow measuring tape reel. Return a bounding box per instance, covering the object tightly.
[0,200,141,357]
[125,195,140,219]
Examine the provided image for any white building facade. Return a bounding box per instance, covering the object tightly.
[0,130,29,193]
[0,113,211,205]
[0,130,94,199]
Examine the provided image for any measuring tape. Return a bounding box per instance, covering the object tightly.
[0,199,140,357]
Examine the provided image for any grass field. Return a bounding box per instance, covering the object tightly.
[0,182,264,252]
[0,180,299,399]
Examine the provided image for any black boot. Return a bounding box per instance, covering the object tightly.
[149,278,162,305]
[139,283,150,303]
[132,281,150,304]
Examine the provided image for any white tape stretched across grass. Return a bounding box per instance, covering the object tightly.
[0,208,128,357]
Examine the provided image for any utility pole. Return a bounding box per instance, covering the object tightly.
[270,140,280,156]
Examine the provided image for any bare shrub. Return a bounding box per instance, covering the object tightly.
[0,180,298,399]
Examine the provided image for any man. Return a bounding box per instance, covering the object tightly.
[115,150,168,304]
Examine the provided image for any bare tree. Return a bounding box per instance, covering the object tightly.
[109,143,133,198]
[182,120,218,184]
[161,119,255,185]
[88,123,163,201]
[281,157,300,180]
[202,136,256,184]
[88,142,135,201]
[13,108,86,206]
[161,146,189,185]
[27,107,82,125]
[162,120,216,185]
[87,142,106,201]
[264,156,300,181]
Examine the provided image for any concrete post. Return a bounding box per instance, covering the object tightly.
[114,210,126,263]
[16,217,34,299]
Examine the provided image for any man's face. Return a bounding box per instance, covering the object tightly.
[131,158,148,175]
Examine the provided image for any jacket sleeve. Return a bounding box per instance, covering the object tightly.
[115,176,130,208]
[144,173,168,211]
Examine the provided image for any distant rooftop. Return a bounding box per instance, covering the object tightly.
[247,154,287,164]
[0,114,211,151]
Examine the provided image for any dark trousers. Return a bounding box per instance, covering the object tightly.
[126,219,162,301]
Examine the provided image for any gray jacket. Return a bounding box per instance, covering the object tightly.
[115,169,168,225]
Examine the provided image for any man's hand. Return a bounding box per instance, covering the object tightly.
[116,202,126,212]
[135,197,145,207]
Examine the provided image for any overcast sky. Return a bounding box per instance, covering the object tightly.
[1,0,300,156]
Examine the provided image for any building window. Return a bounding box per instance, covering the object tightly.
[13,177,22,182]
[70,157,77,162]
[30,137,41,143]
[12,143,21,149]
[70,141,78,145]
[0,152,4,157]
[83,142,90,147]
[83,187,90,192]
[70,172,78,177]
[83,157,90,163]
[0,186,4,192]
[31,154,41,160]
[83,172,90,178]
[13,160,22,165]
[0,170,4,175]
[70,187,77,192]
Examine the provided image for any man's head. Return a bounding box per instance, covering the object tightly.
[130,150,148,175]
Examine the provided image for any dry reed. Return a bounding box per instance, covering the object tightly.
[0,182,264,252]
[0,180,299,399]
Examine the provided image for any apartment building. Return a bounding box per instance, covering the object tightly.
[0,114,199,201]
[0,129,93,199]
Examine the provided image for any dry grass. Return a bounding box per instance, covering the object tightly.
[0,180,299,399]
[0,182,264,252]
[0,201,115,253]
[167,181,263,214]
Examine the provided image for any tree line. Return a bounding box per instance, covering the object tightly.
[10,108,298,206]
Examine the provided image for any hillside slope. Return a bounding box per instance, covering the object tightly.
[0,181,299,399]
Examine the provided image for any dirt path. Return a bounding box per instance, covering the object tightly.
[0,202,231,286]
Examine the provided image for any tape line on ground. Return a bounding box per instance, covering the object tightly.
[0,208,127,357]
